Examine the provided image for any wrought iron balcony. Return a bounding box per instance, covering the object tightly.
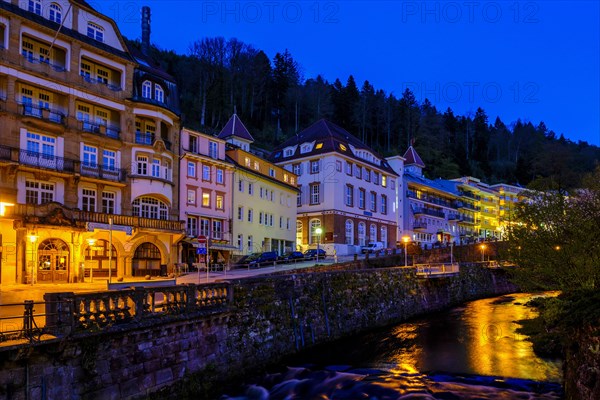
[19,149,76,173]
[20,103,66,125]
[79,120,121,139]
[135,131,154,145]
[413,207,445,218]
[80,163,127,181]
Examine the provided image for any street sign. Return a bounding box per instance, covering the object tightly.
[197,235,208,255]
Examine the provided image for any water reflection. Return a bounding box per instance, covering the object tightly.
[220,293,563,399]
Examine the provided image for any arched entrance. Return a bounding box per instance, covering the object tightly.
[132,242,161,277]
[37,239,69,283]
[84,239,116,278]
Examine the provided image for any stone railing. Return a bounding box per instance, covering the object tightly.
[43,283,231,336]
[415,263,460,277]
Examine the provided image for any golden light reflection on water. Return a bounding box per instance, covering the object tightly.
[385,293,562,382]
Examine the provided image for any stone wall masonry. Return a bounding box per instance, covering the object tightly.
[0,265,516,400]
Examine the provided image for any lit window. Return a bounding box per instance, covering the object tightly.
[216,194,224,210]
[339,144,347,151]
[142,81,152,99]
[245,157,251,167]
[202,192,210,207]
[49,3,62,23]
[382,175,387,187]
[86,22,104,42]
[345,220,354,245]
[254,161,259,170]
[315,143,323,149]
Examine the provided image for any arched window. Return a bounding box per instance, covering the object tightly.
[370,224,377,242]
[132,242,161,277]
[154,84,164,103]
[28,0,42,15]
[309,219,321,244]
[296,220,303,247]
[37,238,69,283]
[358,222,366,246]
[49,3,62,23]
[87,22,104,42]
[142,81,152,99]
[345,220,354,245]
[380,226,388,248]
[132,196,168,220]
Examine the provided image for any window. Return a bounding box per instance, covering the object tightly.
[202,191,210,207]
[248,183,253,195]
[187,189,196,205]
[136,155,148,175]
[286,218,290,230]
[187,162,196,177]
[310,160,319,174]
[284,149,293,157]
[244,157,251,167]
[25,180,54,204]
[254,161,260,170]
[238,206,244,220]
[103,150,116,171]
[259,212,264,225]
[26,132,55,158]
[142,81,152,98]
[82,188,96,212]
[87,22,104,42]
[373,172,380,185]
[310,183,320,205]
[391,180,396,190]
[309,219,321,244]
[248,209,253,222]
[345,220,354,245]
[370,192,377,212]
[248,235,253,251]
[238,179,244,192]
[269,168,276,178]
[216,168,224,184]
[155,85,164,103]
[346,162,352,175]
[336,160,342,172]
[259,187,264,199]
[28,0,41,15]
[359,188,365,209]
[212,220,222,239]
[200,218,210,236]
[237,234,243,251]
[345,184,354,207]
[381,195,388,214]
[382,175,387,187]
[293,163,302,176]
[209,141,218,159]
[187,217,198,237]
[189,135,198,153]
[358,222,366,246]
[296,221,303,244]
[370,224,377,242]
[365,169,371,182]
[301,144,311,153]
[151,159,160,178]
[354,164,361,179]
[80,58,119,87]
[269,214,274,227]
[283,173,289,183]
[216,194,224,210]
[82,145,97,167]
[297,186,302,207]
[102,191,115,214]
[49,3,62,23]
[132,197,168,220]
[202,165,211,181]
[380,226,388,248]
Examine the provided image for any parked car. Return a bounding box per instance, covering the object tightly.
[246,251,278,268]
[279,251,305,263]
[303,248,327,260]
[361,241,385,254]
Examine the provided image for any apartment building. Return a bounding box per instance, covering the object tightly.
[0,1,183,284]
[179,127,235,266]
[270,119,399,255]
[221,115,298,258]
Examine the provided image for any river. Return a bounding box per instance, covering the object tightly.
[219,293,563,399]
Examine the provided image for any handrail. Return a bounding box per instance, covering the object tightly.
[415,263,460,277]
[20,103,66,124]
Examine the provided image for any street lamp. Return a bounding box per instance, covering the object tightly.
[86,238,97,283]
[480,244,486,262]
[27,234,38,285]
[315,227,323,263]
[402,235,410,267]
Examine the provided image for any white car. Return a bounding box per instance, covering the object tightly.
[361,242,385,254]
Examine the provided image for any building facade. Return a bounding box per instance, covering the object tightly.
[179,127,235,267]
[0,1,183,285]
[220,115,298,259]
[270,120,399,256]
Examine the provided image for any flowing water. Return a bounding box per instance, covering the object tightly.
[220,293,563,399]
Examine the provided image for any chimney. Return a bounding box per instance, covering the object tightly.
[141,6,151,55]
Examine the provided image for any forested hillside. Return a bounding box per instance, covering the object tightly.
[127,38,599,190]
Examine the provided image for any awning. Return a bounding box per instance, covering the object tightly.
[209,243,238,251]
[179,238,199,247]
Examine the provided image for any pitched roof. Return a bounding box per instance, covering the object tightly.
[218,114,254,142]
[269,119,398,176]
[403,146,426,168]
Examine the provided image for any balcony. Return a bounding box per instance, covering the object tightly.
[135,131,154,146]
[407,191,454,208]
[80,74,123,92]
[10,203,185,233]
[447,213,460,221]
[79,120,120,140]
[22,54,66,72]
[458,215,476,225]
[80,163,127,181]
[19,149,76,173]
[413,207,445,218]
[21,103,66,125]
[461,191,480,200]
[413,222,428,231]
[457,202,479,211]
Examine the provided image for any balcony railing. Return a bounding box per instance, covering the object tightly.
[459,215,476,224]
[21,103,66,125]
[413,207,445,218]
[20,149,76,173]
[461,191,480,200]
[457,202,479,211]
[79,120,120,139]
[22,54,67,72]
[80,74,122,92]
[135,131,154,145]
[81,163,127,181]
[447,213,460,220]
[413,222,428,230]
[407,191,454,208]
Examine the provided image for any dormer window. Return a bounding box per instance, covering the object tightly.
[28,0,41,15]
[49,3,62,23]
[284,149,293,157]
[87,22,104,42]
[300,144,311,154]
[155,85,164,103]
[142,81,152,98]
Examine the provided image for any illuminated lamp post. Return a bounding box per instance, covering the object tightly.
[480,244,486,262]
[27,234,38,285]
[315,227,323,263]
[402,235,410,267]
[86,238,97,283]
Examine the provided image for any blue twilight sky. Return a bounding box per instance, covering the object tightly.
[106,0,599,145]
